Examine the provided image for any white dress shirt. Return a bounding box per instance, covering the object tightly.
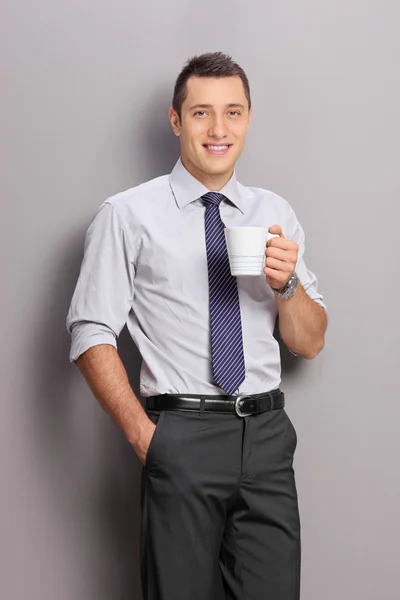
[66,158,326,397]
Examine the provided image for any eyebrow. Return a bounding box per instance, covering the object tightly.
[189,103,246,111]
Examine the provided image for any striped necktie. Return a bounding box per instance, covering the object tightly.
[202,192,246,395]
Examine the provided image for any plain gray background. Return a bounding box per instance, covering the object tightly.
[2,1,399,599]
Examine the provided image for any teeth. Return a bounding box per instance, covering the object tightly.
[206,145,229,151]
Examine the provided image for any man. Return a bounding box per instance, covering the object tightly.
[66,52,327,600]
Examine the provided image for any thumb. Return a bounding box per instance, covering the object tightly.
[268,225,284,238]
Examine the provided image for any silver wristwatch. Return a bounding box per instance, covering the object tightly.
[272,272,299,300]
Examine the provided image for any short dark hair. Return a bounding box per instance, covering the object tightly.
[172,52,251,120]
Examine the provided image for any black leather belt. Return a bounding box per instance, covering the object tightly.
[146,389,285,417]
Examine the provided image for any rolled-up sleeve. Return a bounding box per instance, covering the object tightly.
[66,201,136,363]
[287,205,327,311]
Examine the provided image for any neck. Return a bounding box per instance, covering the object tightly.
[181,156,234,191]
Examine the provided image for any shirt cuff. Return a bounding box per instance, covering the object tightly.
[69,322,117,363]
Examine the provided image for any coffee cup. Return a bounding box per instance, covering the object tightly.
[224,227,274,276]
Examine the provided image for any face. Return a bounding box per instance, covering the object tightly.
[169,76,252,186]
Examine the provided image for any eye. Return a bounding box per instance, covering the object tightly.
[194,111,207,117]
[228,110,240,117]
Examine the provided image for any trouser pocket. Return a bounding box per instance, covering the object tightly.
[144,410,167,470]
[282,408,298,453]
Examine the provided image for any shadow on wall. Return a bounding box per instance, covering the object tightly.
[128,85,180,182]
[29,95,178,599]
[29,230,143,599]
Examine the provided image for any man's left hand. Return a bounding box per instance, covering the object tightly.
[264,225,299,292]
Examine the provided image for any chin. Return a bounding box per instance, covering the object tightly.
[186,153,234,177]
[210,163,234,175]
[203,156,234,170]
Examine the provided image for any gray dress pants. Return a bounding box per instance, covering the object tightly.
[140,404,300,600]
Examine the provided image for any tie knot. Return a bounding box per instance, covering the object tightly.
[202,192,226,207]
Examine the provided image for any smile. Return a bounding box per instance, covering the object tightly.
[203,144,232,155]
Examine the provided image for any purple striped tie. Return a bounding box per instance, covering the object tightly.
[202,192,246,394]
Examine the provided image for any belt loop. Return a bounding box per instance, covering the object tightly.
[199,396,206,414]
[268,392,274,411]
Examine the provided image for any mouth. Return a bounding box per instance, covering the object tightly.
[203,143,232,156]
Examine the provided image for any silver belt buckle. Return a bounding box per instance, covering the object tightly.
[234,395,253,417]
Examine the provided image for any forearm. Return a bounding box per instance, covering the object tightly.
[276,283,327,359]
[76,344,150,448]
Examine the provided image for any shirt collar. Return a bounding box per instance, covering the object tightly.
[169,157,245,214]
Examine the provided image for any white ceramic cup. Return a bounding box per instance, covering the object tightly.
[224,227,273,276]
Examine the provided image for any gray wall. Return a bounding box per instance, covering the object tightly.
[2,1,399,599]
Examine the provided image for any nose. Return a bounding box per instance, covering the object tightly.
[207,114,228,139]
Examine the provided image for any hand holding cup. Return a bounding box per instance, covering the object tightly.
[264,225,299,291]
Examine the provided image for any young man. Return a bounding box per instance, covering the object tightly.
[67,52,327,600]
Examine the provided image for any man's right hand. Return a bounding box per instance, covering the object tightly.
[133,417,157,466]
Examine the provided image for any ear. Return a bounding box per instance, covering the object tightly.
[169,107,181,137]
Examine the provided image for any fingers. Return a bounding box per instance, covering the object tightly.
[268,225,284,238]
[267,237,298,251]
[265,226,299,283]
[264,267,291,289]
[265,246,293,262]
[264,257,294,272]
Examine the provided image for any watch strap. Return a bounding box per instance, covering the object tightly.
[272,272,299,300]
